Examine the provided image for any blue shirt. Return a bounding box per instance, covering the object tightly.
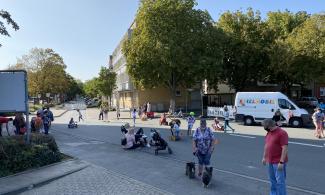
[193,127,215,154]
[187,116,195,125]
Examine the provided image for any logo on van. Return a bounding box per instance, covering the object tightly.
[239,99,275,106]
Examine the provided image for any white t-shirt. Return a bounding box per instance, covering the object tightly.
[132,111,137,118]
[224,111,230,120]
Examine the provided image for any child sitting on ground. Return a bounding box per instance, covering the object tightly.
[159,113,168,125]
[212,118,224,131]
[68,117,77,128]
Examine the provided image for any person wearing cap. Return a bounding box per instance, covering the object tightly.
[192,118,218,177]
[262,119,289,195]
[186,112,196,136]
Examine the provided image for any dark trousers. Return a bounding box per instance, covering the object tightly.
[44,124,49,134]
[224,120,235,131]
[99,113,103,120]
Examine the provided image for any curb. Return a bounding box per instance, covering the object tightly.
[54,109,68,118]
[0,159,89,195]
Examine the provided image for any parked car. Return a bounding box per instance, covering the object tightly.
[87,98,101,108]
[295,97,319,108]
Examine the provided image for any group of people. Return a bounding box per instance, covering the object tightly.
[0,107,54,136]
[0,113,28,136]
[31,107,54,134]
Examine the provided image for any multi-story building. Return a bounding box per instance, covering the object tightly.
[110,23,202,112]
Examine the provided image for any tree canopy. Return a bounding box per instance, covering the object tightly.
[123,0,223,111]
[9,48,82,99]
[0,9,19,47]
[217,8,270,91]
[97,67,117,100]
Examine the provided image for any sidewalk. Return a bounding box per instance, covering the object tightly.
[20,165,172,195]
[0,159,88,195]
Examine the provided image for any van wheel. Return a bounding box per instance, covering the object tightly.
[244,116,254,126]
[290,118,302,128]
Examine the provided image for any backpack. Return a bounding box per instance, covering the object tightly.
[34,117,42,130]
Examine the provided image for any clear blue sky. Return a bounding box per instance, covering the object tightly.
[0,0,324,81]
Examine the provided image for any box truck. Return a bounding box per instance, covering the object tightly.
[234,92,311,127]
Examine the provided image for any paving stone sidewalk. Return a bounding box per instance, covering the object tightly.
[20,165,173,195]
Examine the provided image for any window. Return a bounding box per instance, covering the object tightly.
[278,99,295,110]
[320,87,325,97]
[175,90,181,97]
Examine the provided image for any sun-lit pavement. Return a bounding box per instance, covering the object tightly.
[26,103,325,195]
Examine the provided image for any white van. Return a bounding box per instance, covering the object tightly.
[234,92,311,127]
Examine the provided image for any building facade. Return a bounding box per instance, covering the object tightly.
[110,23,201,112]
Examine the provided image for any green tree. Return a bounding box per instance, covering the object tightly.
[217,8,270,91]
[266,10,309,40]
[266,12,324,94]
[83,78,100,98]
[65,75,84,100]
[9,48,70,97]
[123,0,223,111]
[0,9,19,47]
[97,67,117,107]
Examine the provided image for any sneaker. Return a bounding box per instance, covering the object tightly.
[146,143,151,148]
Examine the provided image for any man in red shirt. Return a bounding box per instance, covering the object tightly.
[262,119,288,195]
[0,116,13,136]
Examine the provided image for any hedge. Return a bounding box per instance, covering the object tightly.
[0,134,62,177]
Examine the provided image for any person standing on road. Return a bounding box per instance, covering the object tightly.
[223,106,235,133]
[77,109,83,122]
[131,108,137,126]
[116,106,120,120]
[186,112,195,136]
[262,119,288,195]
[43,110,50,134]
[46,107,54,129]
[98,105,104,120]
[146,102,151,113]
[192,118,218,177]
[312,108,324,138]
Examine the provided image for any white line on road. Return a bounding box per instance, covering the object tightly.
[214,168,325,195]
[289,141,324,148]
[229,134,256,139]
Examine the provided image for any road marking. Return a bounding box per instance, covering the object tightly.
[229,134,256,139]
[214,168,325,195]
[53,129,325,195]
[289,141,324,148]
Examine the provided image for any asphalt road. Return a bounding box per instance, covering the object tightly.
[49,108,325,195]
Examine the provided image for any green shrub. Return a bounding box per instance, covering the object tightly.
[0,134,62,177]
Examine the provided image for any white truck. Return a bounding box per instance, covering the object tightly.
[234,92,311,127]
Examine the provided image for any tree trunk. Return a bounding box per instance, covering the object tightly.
[169,72,176,114]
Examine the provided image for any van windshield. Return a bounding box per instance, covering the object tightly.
[278,99,296,110]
